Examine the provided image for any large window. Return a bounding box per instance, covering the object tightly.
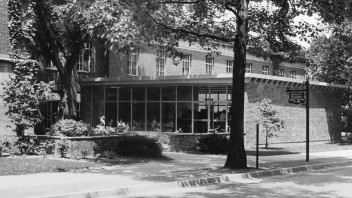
[128,51,138,76]
[182,54,191,75]
[78,43,94,72]
[290,70,297,79]
[156,50,166,76]
[206,57,214,74]
[226,60,233,74]
[262,65,269,75]
[245,63,252,73]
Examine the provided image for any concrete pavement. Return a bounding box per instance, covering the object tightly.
[2,150,352,198]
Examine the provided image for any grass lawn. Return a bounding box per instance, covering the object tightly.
[0,156,100,176]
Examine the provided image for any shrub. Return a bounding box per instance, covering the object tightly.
[15,135,41,155]
[0,138,12,154]
[197,134,229,154]
[49,119,92,137]
[111,136,162,158]
[57,139,69,158]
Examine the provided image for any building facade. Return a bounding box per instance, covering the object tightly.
[79,41,344,145]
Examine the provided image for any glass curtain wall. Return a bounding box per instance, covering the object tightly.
[101,85,231,133]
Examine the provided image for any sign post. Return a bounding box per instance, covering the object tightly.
[286,80,309,162]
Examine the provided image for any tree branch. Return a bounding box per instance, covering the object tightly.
[145,12,233,43]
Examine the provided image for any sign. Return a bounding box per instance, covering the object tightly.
[288,92,305,104]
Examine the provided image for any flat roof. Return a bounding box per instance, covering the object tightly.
[78,73,347,91]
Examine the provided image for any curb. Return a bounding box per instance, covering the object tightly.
[177,160,352,187]
[41,160,352,198]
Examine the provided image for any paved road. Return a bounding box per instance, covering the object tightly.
[116,165,352,198]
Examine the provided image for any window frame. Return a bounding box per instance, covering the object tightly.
[205,57,214,75]
[279,69,285,77]
[156,50,166,76]
[127,51,139,76]
[245,63,252,73]
[262,65,269,75]
[226,60,233,74]
[78,42,94,73]
[289,70,297,79]
[182,54,191,75]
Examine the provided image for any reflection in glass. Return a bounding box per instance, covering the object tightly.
[212,103,227,132]
[119,87,131,101]
[162,86,176,101]
[147,102,160,131]
[227,86,232,101]
[119,102,131,128]
[177,86,192,101]
[177,102,192,133]
[132,102,145,131]
[147,87,160,101]
[194,103,208,133]
[105,88,117,101]
[105,102,117,127]
[210,86,227,101]
[193,86,209,101]
[132,87,145,101]
[162,103,175,132]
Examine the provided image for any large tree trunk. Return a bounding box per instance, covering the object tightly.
[60,72,77,119]
[224,0,248,169]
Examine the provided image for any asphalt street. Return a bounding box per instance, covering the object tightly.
[116,165,352,198]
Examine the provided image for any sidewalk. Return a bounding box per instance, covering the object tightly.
[2,150,352,198]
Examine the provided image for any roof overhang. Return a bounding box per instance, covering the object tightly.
[79,73,348,92]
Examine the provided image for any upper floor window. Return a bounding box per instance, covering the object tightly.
[290,70,297,79]
[156,50,166,76]
[78,43,94,72]
[226,60,233,74]
[245,63,252,73]
[279,69,285,77]
[262,65,269,75]
[206,57,214,74]
[182,54,191,75]
[128,51,138,76]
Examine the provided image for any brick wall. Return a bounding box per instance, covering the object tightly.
[107,46,306,78]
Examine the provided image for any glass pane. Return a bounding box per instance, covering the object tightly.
[194,103,208,133]
[132,102,145,131]
[162,103,175,132]
[105,102,117,127]
[177,102,192,133]
[210,86,227,101]
[147,102,160,131]
[162,86,176,101]
[92,87,104,127]
[147,87,160,101]
[193,86,209,101]
[105,88,117,101]
[212,103,227,132]
[177,86,192,101]
[227,86,232,101]
[119,102,131,129]
[132,87,145,101]
[119,87,131,101]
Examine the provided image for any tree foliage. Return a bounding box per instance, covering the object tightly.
[2,0,53,137]
[307,19,352,131]
[76,0,323,169]
[7,0,91,119]
[257,98,285,149]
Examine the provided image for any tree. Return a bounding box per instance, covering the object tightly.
[3,0,53,137]
[257,98,285,149]
[80,0,321,169]
[307,19,352,131]
[7,0,90,119]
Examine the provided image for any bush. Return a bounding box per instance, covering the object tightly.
[197,134,229,154]
[57,139,69,158]
[15,135,41,155]
[111,136,162,158]
[49,119,92,137]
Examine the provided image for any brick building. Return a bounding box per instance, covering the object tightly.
[80,41,345,146]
